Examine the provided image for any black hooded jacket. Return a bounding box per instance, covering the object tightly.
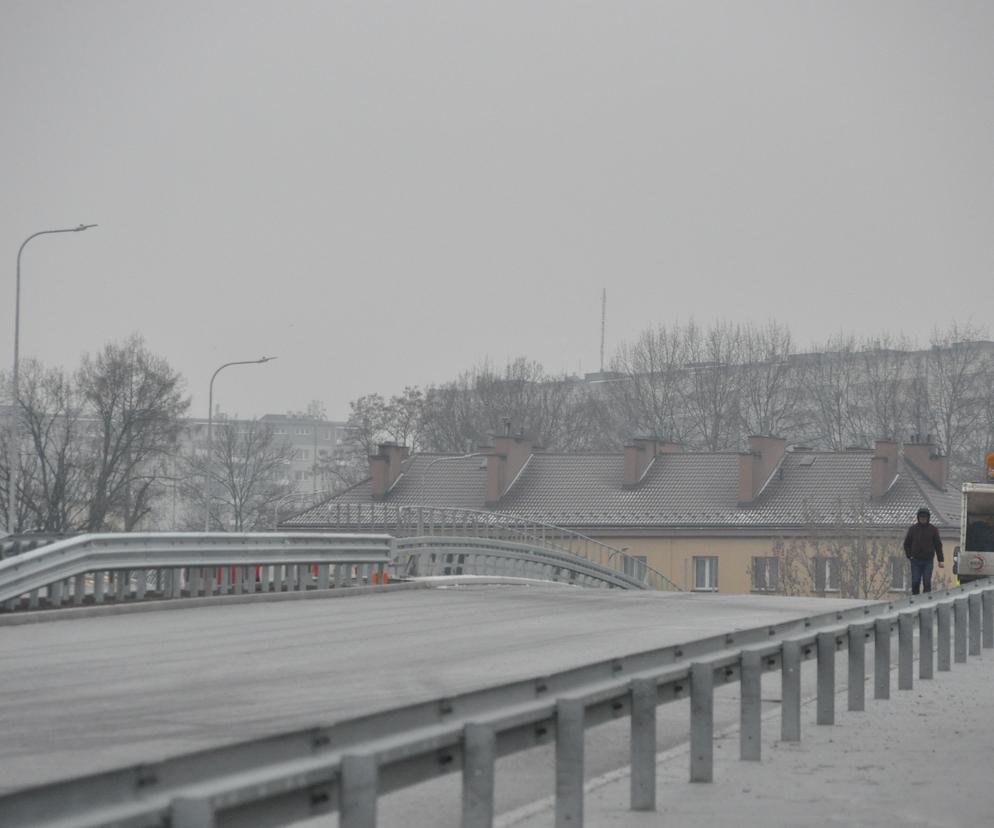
[903,521,944,563]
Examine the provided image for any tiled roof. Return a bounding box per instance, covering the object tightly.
[288,449,961,531]
[286,454,488,524]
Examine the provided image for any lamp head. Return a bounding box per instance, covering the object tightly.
[259,356,277,363]
[75,224,98,231]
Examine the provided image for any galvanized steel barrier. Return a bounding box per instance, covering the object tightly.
[284,502,681,591]
[4,578,991,828]
[0,532,393,613]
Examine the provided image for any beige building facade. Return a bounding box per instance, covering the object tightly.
[289,433,961,598]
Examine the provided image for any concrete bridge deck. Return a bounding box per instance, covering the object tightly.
[0,583,863,798]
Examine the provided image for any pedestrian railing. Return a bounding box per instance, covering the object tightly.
[0,532,393,613]
[284,502,681,591]
[395,535,653,590]
[4,578,990,828]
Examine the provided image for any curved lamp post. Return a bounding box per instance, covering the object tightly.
[6,224,97,535]
[204,356,276,531]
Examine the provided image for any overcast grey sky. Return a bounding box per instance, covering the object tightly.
[3,1,992,421]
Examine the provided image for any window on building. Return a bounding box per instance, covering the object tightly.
[751,557,780,592]
[294,471,305,481]
[322,430,333,441]
[296,449,309,461]
[623,554,648,582]
[891,557,910,592]
[296,427,310,436]
[274,428,287,436]
[693,556,718,591]
[814,556,841,592]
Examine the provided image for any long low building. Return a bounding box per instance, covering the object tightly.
[285,433,962,598]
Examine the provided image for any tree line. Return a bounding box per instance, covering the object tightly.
[1,335,296,534]
[334,320,994,485]
[4,320,992,535]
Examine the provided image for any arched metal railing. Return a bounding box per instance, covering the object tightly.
[284,502,680,591]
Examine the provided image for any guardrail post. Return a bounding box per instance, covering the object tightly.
[919,607,934,679]
[136,570,147,601]
[968,594,982,656]
[115,570,126,602]
[781,640,801,742]
[340,754,378,828]
[847,625,866,711]
[73,573,85,605]
[94,571,105,604]
[954,598,968,663]
[873,618,890,699]
[556,698,585,826]
[630,677,657,809]
[219,566,230,596]
[898,613,914,690]
[171,795,214,828]
[318,563,330,590]
[188,567,200,597]
[740,650,761,760]
[29,587,40,609]
[816,632,835,725]
[463,723,496,828]
[937,603,951,671]
[984,590,993,649]
[690,662,714,782]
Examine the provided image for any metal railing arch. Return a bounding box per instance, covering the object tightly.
[284,502,680,591]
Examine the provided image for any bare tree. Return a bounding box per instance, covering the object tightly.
[608,325,689,444]
[2,361,92,532]
[858,334,914,443]
[766,534,811,597]
[1,338,188,533]
[418,359,606,452]
[800,334,868,450]
[184,420,294,531]
[79,335,189,531]
[768,499,904,600]
[680,320,743,451]
[738,321,802,438]
[926,324,988,475]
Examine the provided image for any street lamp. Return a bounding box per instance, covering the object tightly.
[6,224,97,535]
[418,452,487,504]
[204,357,276,531]
[273,488,337,528]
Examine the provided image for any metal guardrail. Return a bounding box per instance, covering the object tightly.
[396,536,654,590]
[4,578,991,828]
[0,532,393,612]
[0,533,71,561]
[284,502,681,591]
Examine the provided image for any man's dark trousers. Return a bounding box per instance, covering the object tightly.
[910,558,934,594]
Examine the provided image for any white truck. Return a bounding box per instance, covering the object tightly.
[957,481,994,582]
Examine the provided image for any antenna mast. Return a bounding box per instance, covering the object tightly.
[600,288,606,372]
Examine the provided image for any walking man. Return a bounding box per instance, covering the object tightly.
[903,507,944,594]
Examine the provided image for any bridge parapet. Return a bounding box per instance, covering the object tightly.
[0,532,393,613]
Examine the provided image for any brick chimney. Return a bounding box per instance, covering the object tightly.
[369,442,410,500]
[870,440,900,498]
[485,432,534,505]
[623,437,680,488]
[903,439,948,489]
[738,435,787,505]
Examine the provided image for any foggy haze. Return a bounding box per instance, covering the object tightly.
[3,1,992,420]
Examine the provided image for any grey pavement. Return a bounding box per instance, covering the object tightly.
[0,584,862,795]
